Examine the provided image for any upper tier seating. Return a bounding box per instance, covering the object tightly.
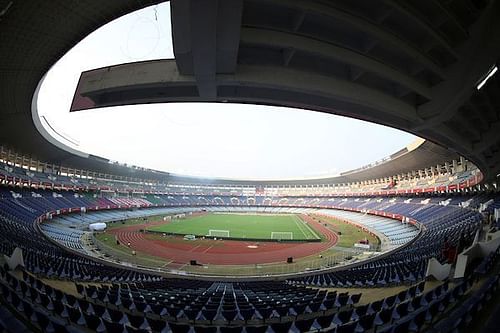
[0,187,498,333]
[0,159,482,197]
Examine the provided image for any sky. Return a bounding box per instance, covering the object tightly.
[36,3,416,180]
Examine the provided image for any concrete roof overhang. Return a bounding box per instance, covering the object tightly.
[1,0,499,183]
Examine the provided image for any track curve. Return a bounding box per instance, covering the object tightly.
[108,214,338,265]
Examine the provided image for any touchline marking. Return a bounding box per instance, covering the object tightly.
[299,215,321,239]
[293,215,309,239]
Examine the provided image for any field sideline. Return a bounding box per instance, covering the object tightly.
[146,213,321,241]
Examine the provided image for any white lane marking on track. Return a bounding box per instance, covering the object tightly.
[202,245,214,253]
[189,245,202,252]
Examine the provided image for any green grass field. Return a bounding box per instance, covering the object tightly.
[319,215,380,248]
[147,213,320,241]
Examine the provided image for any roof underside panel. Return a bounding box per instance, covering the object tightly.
[0,0,499,184]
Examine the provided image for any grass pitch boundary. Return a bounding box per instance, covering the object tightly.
[292,215,321,240]
[146,213,321,242]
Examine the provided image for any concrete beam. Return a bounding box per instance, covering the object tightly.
[383,0,459,60]
[240,27,433,100]
[426,124,473,154]
[216,0,243,73]
[413,0,500,127]
[429,0,469,37]
[265,0,447,79]
[71,59,420,125]
[171,0,216,98]
[170,1,193,74]
[467,102,490,131]
[473,121,500,153]
[170,0,243,99]
[70,60,199,111]
[223,64,421,123]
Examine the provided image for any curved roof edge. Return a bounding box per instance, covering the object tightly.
[165,139,460,185]
[0,1,491,186]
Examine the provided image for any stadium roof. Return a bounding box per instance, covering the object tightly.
[166,139,460,185]
[0,0,499,184]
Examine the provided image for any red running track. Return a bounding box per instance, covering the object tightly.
[109,214,338,265]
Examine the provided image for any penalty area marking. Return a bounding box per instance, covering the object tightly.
[271,231,293,240]
[208,229,230,237]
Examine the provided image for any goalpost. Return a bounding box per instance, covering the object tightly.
[271,232,293,240]
[208,229,230,238]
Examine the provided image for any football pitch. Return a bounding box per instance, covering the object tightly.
[147,213,321,241]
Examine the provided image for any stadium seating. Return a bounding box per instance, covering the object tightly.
[0,189,486,286]
[0,180,498,332]
[0,159,483,198]
[2,258,496,333]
